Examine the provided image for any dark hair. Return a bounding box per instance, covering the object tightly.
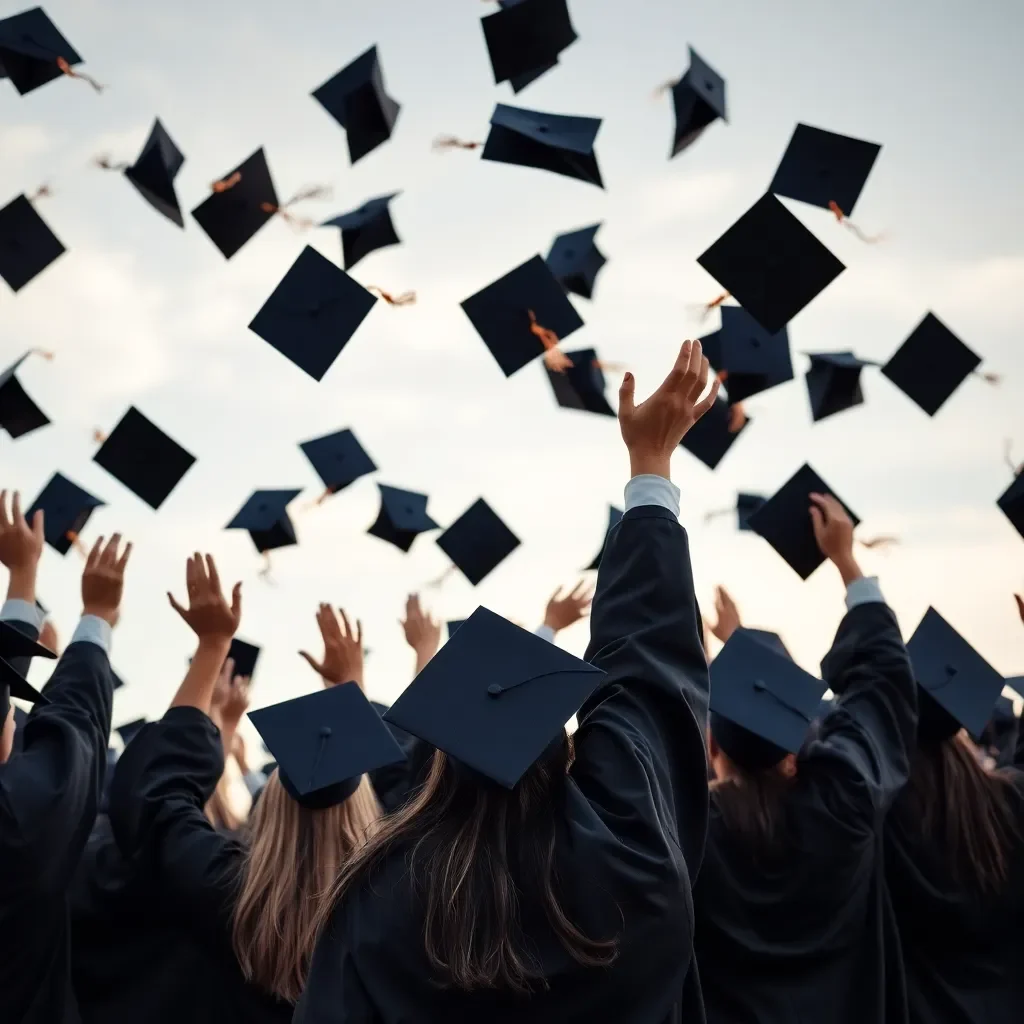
[711,766,795,854]
[315,734,618,993]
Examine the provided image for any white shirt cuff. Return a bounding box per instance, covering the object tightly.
[845,576,885,609]
[624,475,680,517]
[72,615,113,654]
[1,598,44,630]
[534,624,556,644]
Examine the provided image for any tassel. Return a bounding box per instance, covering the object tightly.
[527,309,574,373]
[367,286,417,306]
[699,292,731,321]
[257,552,276,583]
[652,78,679,98]
[432,135,484,151]
[859,535,899,551]
[56,56,104,94]
[28,184,52,202]
[426,564,457,589]
[727,403,747,434]
[94,155,129,172]
[29,348,55,361]
[827,201,885,244]
[298,487,336,513]
[975,370,1001,386]
[65,531,87,557]
[260,185,332,230]
[211,172,242,193]
[703,507,733,525]
[1003,439,1023,478]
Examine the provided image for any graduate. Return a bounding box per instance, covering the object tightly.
[693,493,918,1024]
[0,490,130,1024]
[295,340,719,1023]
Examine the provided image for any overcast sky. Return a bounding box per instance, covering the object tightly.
[3,0,1023,741]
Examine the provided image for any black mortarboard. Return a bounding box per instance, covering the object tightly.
[670,46,728,158]
[545,222,606,300]
[482,104,604,189]
[385,606,605,788]
[191,148,278,260]
[880,313,981,417]
[300,427,377,494]
[737,493,766,531]
[697,193,846,335]
[769,123,882,217]
[226,489,301,553]
[27,472,104,555]
[437,499,520,586]
[447,619,466,638]
[461,254,584,377]
[907,607,1004,742]
[679,393,750,470]
[0,353,49,439]
[748,464,860,580]
[111,669,124,691]
[93,406,196,510]
[124,118,186,228]
[585,506,623,571]
[249,246,377,382]
[710,628,825,769]
[228,638,261,680]
[0,7,81,95]
[991,694,1016,726]
[482,0,577,92]
[321,192,400,270]
[743,627,793,661]
[715,306,793,401]
[804,351,878,422]
[697,328,722,371]
[250,682,405,809]
[0,620,54,707]
[312,46,400,165]
[115,718,147,747]
[998,472,1024,540]
[0,193,66,293]
[546,348,615,416]
[367,484,438,552]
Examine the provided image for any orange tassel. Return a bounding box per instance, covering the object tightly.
[211,172,242,193]
[652,78,679,98]
[29,348,55,361]
[65,531,87,557]
[27,183,52,202]
[528,310,574,373]
[976,370,1001,385]
[56,56,104,93]
[367,287,417,306]
[716,369,729,384]
[94,154,129,172]
[260,185,331,230]
[727,403,747,434]
[432,135,484,151]
[859,535,899,551]
[827,201,885,244]
[700,292,731,320]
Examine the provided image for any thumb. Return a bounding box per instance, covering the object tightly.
[618,372,636,420]
[298,650,324,676]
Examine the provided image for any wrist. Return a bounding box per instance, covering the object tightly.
[628,452,672,480]
[196,636,233,656]
[6,565,38,603]
[82,605,118,626]
[833,554,863,587]
[542,616,560,633]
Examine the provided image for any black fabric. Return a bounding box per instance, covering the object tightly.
[295,503,710,1023]
[695,601,918,1024]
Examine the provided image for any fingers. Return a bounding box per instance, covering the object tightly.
[356,619,364,645]
[167,591,188,619]
[230,581,242,621]
[339,607,354,641]
[191,551,209,591]
[205,554,221,594]
[185,553,198,596]
[569,579,588,599]
[691,373,721,420]
[617,372,636,421]
[319,603,344,647]
[688,351,710,402]
[31,508,44,541]
[115,540,132,572]
[809,505,825,540]
[11,490,22,527]
[299,650,325,676]
[86,536,104,570]
[0,490,8,529]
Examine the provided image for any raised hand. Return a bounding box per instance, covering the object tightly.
[401,594,441,674]
[1014,593,1023,626]
[82,534,133,627]
[0,490,44,603]
[167,553,242,643]
[809,493,862,585]
[299,604,364,688]
[544,580,594,634]
[708,585,742,644]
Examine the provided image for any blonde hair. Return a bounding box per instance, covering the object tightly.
[231,770,381,1003]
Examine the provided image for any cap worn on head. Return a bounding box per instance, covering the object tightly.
[436,499,520,586]
[697,193,846,335]
[714,306,793,402]
[192,148,278,259]
[0,353,49,439]
[482,0,577,92]
[546,347,615,416]
[804,350,878,422]
[998,472,1024,541]
[249,246,378,381]
[585,505,623,571]
[747,463,860,580]
[124,119,186,228]
[670,46,727,158]
[679,393,751,470]
[385,606,605,789]
[226,489,301,553]
[367,484,438,552]
[0,7,82,95]
[300,427,377,494]
[0,192,66,293]
[545,222,606,300]
[312,46,400,165]
[741,627,793,661]
[881,313,981,417]
[93,406,196,510]
[228,638,260,680]
[27,472,104,556]
[320,192,401,270]
[115,718,147,747]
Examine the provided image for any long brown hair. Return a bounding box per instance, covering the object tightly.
[710,762,795,852]
[316,736,618,994]
[894,732,1021,895]
[231,771,381,1003]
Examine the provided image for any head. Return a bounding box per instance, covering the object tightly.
[232,769,381,1003]
[317,733,617,994]
[0,705,14,764]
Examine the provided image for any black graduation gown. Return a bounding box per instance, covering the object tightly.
[694,601,918,1024]
[295,502,711,1024]
[0,635,115,1024]
[107,707,292,1023]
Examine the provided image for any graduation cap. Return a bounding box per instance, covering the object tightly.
[697,193,846,335]
[668,46,728,158]
[585,506,623,571]
[990,694,1017,726]
[111,668,125,691]
[226,489,301,553]
[714,306,793,402]
[447,619,466,638]
[545,223,606,300]
[249,246,378,382]
[804,351,878,422]
[115,718,147,747]
[881,313,982,417]
[367,484,438,552]
[679,393,750,470]
[385,607,605,789]
[120,119,186,228]
[0,620,54,713]
[743,627,793,661]
[482,0,577,92]
[747,464,860,580]
[228,638,261,680]
[436,499,520,586]
[710,628,826,770]
[0,7,95,95]
[907,607,1005,742]
[320,192,401,270]
[546,348,615,416]
[93,406,196,510]
[0,352,49,439]
[312,46,400,165]
[250,682,405,809]
[704,492,767,532]
[0,192,66,293]
[461,254,584,377]
[299,428,377,495]
[27,472,104,555]
[997,471,1024,541]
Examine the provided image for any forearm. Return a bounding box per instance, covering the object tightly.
[171,639,232,713]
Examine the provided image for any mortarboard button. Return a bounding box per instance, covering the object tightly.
[545,222,606,300]
[320,192,401,270]
[436,499,520,586]
[0,352,49,439]
[804,351,878,422]
[679,393,750,470]
[300,427,377,495]
[27,472,104,556]
[115,718,147,747]
[880,313,981,417]
[0,192,66,293]
[747,463,860,580]
[93,406,196,510]
[715,306,793,402]
[998,471,1024,541]
[312,46,401,165]
[482,0,577,92]
[546,348,615,416]
[461,254,584,378]
[228,638,261,680]
[249,246,378,382]
[226,489,301,553]
[585,506,623,571]
[249,682,405,809]
[697,193,846,335]
[123,119,186,228]
[367,484,438,552]
[0,7,83,96]
[384,606,605,789]
[670,46,728,158]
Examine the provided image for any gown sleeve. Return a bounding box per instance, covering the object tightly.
[108,706,243,947]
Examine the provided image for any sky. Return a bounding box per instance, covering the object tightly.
[2,0,1023,744]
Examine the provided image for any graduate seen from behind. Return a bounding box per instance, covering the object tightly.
[108,556,395,1022]
[296,340,720,1024]
[694,493,918,1024]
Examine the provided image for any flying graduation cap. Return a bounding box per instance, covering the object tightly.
[368,484,438,552]
[585,506,623,571]
[436,499,521,586]
[712,306,793,402]
[0,352,50,439]
[0,620,54,723]
[704,492,766,532]
[320,192,401,270]
[998,469,1024,541]
[27,472,104,555]
[0,7,100,95]
[679,393,751,471]
[481,0,577,92]
[0,191,66,293]
[226,489,301,553]
[100,119,186,228]
[300,428,377,497]
[667,46,728,158]
[545,223,606,300]
[804,351,879,422]
[192,148,279,259]
[545,348,616,416]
